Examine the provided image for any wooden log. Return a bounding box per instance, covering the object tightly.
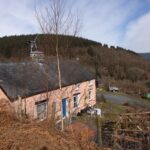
[116,129,150,134]
[113,135,143,142]
[121,112,150,116]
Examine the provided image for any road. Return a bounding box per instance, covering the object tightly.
[97,91,150,110]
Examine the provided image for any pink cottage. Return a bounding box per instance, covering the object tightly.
[0,61,96,121]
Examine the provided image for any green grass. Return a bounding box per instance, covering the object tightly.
[95,101,127,121]
[76,101,128,129]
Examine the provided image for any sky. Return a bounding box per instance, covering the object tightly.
[0,0,150,53]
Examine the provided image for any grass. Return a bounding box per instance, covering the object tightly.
[76,101,129,130]
[95,101,127,121]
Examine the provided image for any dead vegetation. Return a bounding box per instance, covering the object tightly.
[1,98,150,150]
[0,99,99,150]
[113,112,150,150]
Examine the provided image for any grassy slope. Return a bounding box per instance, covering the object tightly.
[0,98,99,150]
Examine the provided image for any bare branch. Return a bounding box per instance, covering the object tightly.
[35,0,83,131]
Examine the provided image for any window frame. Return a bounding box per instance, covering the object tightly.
[88,90,92,100]
[35,99,48,120]
[73,94,79,108]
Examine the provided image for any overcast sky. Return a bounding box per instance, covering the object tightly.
[0,0,150,53]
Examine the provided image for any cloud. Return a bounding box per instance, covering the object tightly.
[78,0,143,46]
[0,0,150,52]
[123,12,150,53]
[0,0,39,36]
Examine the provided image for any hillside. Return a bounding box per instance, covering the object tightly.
[140,53,150,61]
[0,34,150,94]
[0,34,100,58]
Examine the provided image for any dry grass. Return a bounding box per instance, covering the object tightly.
[0,99,100,150]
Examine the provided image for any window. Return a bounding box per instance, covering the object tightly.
[36,100,48,120]
[88,91,92,100]
[73,94,79,108]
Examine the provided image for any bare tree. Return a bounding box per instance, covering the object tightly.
[35,0,82,130]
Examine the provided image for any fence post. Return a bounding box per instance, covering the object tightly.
[96,116,102,147]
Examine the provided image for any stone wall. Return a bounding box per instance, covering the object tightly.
[12,79,96,120]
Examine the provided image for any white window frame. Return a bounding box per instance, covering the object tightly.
[73,94,79,108]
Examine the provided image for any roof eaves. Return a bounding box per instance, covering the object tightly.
[0,85,14,102]
[12,78,95,101]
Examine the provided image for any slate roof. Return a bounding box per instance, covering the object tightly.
[0,61,95,100]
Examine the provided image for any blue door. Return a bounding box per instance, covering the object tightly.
[62,98,67,117]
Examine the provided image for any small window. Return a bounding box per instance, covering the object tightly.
[88,91,92,100]
[73,94,79,108]
[36,100,48,120]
